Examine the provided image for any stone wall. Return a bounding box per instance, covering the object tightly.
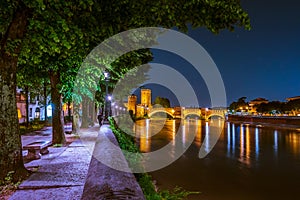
[227,115,300,126]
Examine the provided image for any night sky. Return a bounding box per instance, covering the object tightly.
[139,0,300,108]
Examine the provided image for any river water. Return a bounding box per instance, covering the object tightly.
[134,119,300,200]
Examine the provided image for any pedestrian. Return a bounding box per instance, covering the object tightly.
[97,108,103,126]
[97,114,102,126]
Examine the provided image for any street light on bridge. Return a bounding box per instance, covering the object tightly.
[205,108,209,120]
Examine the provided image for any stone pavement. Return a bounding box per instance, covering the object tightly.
[81,125,145,200]
[10,124,145,200]
[10,126,99,200]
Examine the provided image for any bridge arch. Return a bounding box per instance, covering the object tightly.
[149,110,174,118]
[184,112,202,119]
[206,114,225,119]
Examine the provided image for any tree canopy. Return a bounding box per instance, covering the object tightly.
[154,96,171,108]
[0,0,251,180]
[229,96,248,111]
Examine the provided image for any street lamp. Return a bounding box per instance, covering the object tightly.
[35,107,41,119]
[102,71,110,124]
[108,95,112,117]
[115,105,118,116]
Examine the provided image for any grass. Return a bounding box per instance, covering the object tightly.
[0,171,30,200]
[109,117,200,199]
[19,120,46,135]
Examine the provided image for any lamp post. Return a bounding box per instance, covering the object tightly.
[205,108,208,121]
[108,95,112,117]
[102,71,110,124]
[115,105,118,116]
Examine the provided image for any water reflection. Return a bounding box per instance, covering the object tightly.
[205,121,210,153]
[255,128,259,160]
[274,130,278,154]
[239,124,244,163]
[245,125,251,165]
[238,124,251,165]
[172,120,175,146]
[286,132,300,155]
[182,123,186,147]
[135,119,300,165]
[227,122,230,157]
[232,123,235,155]
[134,119,300,199]
[135,119,151,152]
[195,120,202,148]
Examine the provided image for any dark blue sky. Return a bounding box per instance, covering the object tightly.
[143,0,300,107]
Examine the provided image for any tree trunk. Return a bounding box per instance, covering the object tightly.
[72,103,80,134]
[44,80,47,122]
[49,71,65,144]
[67,101,72,119]
[90,100,95,126]
[0,6,29,180]
[25,85,29,127]
[81,97,89,128]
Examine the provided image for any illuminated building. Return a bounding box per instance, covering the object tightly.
[127,94,137,114]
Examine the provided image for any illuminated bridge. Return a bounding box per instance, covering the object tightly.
[148,107,227,120]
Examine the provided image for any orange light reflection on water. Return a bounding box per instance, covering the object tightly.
[286,132,300,155]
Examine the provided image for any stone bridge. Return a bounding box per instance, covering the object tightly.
[148,107,227,120]
[148,107,175,118]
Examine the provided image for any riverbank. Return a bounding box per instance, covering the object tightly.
[227,114,300,130]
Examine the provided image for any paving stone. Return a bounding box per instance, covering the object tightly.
[10,125,144,200]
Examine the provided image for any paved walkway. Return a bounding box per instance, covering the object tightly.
[10,126,99,200]
[10,124,145,200]
[81,125,145,200]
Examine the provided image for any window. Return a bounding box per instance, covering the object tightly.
[29,108,32,117]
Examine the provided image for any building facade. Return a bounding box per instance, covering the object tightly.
[127,94,137,114]
[16,88,46,123]
[248,97,269,114]
[127,88,152,118]
[141,88,151,107]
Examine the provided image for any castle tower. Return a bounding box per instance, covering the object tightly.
[127,94,137,114]
[141,88,151,107]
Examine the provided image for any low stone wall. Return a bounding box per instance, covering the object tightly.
[81,125,145,200]
[227,115,300,126]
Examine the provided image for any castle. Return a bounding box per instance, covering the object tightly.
[127,88,152,118]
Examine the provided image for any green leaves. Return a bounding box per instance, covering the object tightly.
[4,0,251,111]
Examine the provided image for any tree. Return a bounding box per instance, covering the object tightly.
[17,64,48,126]
[0,1,31,180]
[256,101,283,115]
[0,0,250,180]
[284,99,300,115]
[0,0,94,180]
[229,96,248,112]
[154,97,171,108]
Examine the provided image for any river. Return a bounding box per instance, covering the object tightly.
[134,119,300,200]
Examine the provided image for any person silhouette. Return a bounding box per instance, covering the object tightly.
[97,108,103,126]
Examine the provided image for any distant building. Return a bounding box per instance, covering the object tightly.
[286,96,300,102]
[127,94,137,114]
[141,88,151,107]
[137,88,152,117]
[126,88,152,118]
[248,97,269,114]
[16,88,46,123]
[16,91,26,123]
[286,96,300,116]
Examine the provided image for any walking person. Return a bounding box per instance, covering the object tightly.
[97,108,103,126]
